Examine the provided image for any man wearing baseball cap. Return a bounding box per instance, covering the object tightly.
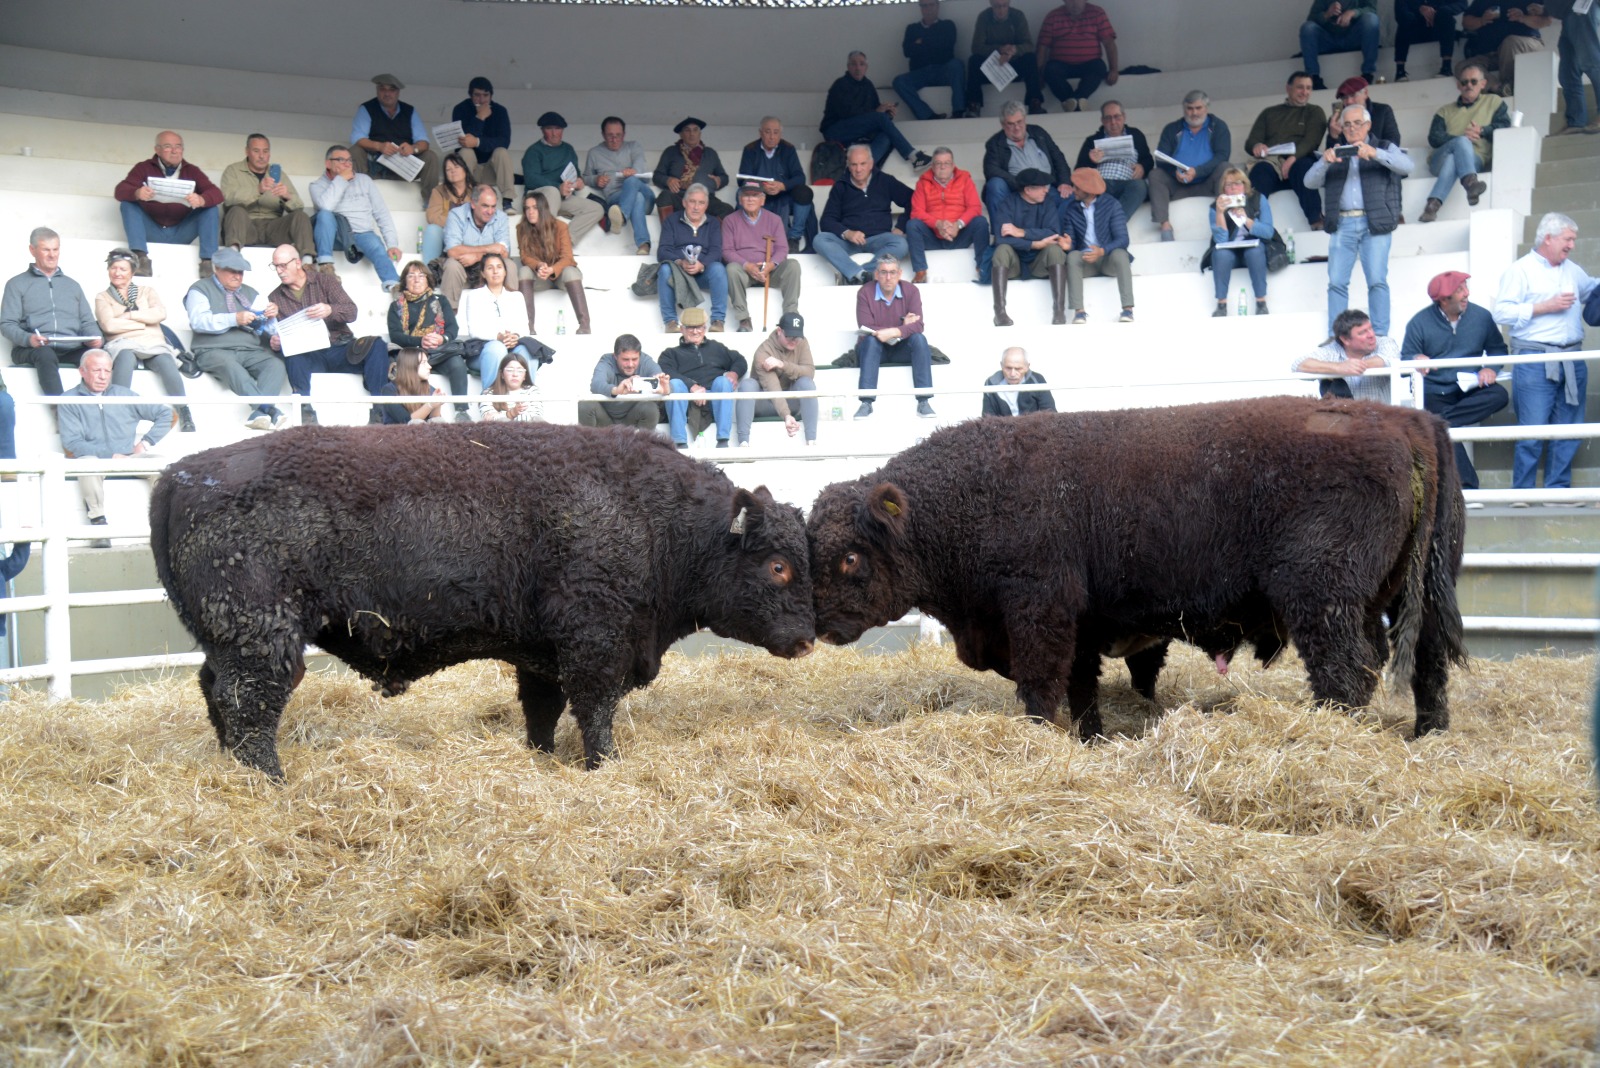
[520,112,603,244]
[735,312,818,447]
[1399,270,1508,489]
[349,75,439,207]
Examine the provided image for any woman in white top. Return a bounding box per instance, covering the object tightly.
[93,247,194,431]
[454,252,534,385]
[476,352,544,423]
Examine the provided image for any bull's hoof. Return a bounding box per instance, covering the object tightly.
[374,679,412,698]
[1075,713,1104,743]
[1411,710,1449,738]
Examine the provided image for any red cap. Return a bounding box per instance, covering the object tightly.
[1427,270,1471,302]
[1336,76,1369,99]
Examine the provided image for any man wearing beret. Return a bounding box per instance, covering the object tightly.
[1399,270,1508,489]
[521,112,604,245]
[654,118,733,220]
[349,74,439,208]
[1062,166,1134,323]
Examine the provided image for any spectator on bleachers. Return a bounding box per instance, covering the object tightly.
[893,0,966,121]
[1291,308,1397,401]
[1151,91,1232,242]
[478,352,544,424]
[1,227,102,397]
[981,347,1056,417]
[736,312,818,448]
[349,74,439,208]
[309,144,402,295]
[1036,0,1119,114]
[220,134,313,264]
[265,245,388,425]
[1203,167,1276,318]
[1246,72,1328,230]
[183,247,285,431]
[853,255,935,420]
[1394,0,1468,82]
[982,102,1074,221]
[422,153,474,265]
[1326,77,1401,149]
[1306,105,1413,338]
[1420,63,1507,222]
[112,130,222,280]
[450,77,515,212]
[1299,0,1382,90]
[815,146,914,287]
[1074,100,1152,228]
[1492,212,1597,495]
[739,118,815,253]
[1551,0,1600,134]
[58,349,172,548]
[1062,167,1134,324]
[657,185,729,332]
[990,168,1068,327]
[1399,270,1509,489]
[1461,1,1550,92]
[907,148,990,285]
[580,335,666,431]
[660,308,746,449]
[457,252,536,387]
[438,184,511,310]
[94,248,194,433]
[585,117,656,255]
[377,349,447,425]
[723,184,801,334]
[520,112,604,246]
[966,0,1046,117]
[821,52,933,171]
[654,118,733,220]
[388,259,469,415]
[517,190,591,336]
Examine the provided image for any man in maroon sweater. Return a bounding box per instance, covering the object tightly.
[113,131,223,279]
[853,255,936,421]
[263,245,389,424]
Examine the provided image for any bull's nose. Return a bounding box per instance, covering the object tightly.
[792,639,815,658]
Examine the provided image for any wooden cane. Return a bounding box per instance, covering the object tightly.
[761,235,773,331]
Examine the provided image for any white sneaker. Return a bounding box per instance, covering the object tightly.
[607,204,625,234]
[244,413,272,431]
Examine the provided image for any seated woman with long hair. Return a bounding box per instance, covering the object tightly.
[388,259,470,421]
[1204,166,1275,317]
[516,190,591,334]
[422,152,474,263]
[378,348,446,424]
[93,247,195,432]
[454,252,535,385]
[476,352,544,423]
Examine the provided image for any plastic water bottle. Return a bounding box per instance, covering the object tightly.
[831,402,843,421]
[556,310,567,335]
[415,226,422,254]
[1238,287,1249,316]
[1285,229,1296,264]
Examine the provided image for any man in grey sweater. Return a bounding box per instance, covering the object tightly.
[58,349,173,547]
[584,117,656,255]
[309,144,402,290]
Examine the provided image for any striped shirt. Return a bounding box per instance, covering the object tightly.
[1037,3,1116,65]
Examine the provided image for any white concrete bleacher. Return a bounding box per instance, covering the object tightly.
[0,41,1524,516]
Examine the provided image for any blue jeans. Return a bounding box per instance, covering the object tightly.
[1250,156,1323,227]
[604,175,656,245]
[476,340,536,387]
[1512,356,1588,489]
[856,333,932,403]
[1299,12,1381,76]
[1043,58,1109,104]
[1211,243,1268,301]
[657,262,728,323]
[1326,214,1391,337]
[905,217,991,274]
[667,375,735,444]
[736,375,819,444]
[982,176,1025,222]
[892,59,966,120]
[0,389,14,460]
[119,201,220,260]
[766,192,814,242]
[283,341,391,398]
[1427,137,1480,203]
[313,210,400,286]
[812,232,909,282]
[1104,178,1148,225]
[421,223,446,264]
[1557,7,1600,127]
[822,111,915,166]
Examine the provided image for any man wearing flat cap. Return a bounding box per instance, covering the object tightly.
[989,167,1070,326]
[1400,270,1508,489]
[349,74,439,207]
[1062,166,1134,324]
[450,76,516,212]
[659,307,747,449]
[521,112,604,245]
[654,118,733,220]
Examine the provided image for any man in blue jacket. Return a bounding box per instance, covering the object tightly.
[815,146,914,285]
[989,168,1070,326]
[450,77,515,211]
[1061,167,1134,324]
[738,118,815,249]
[893,0,966,121]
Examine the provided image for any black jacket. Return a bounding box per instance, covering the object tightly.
[983,125,1073,192]
[981,370,1056,417]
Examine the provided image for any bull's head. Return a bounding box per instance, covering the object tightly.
[807,480,917,645]
[707,487,815,659]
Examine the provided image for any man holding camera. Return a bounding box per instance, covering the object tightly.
[580,333,668,431]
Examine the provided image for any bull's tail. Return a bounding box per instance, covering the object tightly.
[1387,421,1468,685]
[1424,418,1469,668]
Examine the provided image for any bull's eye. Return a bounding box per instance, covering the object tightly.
[768,559,791,585]
[840,552,859,575]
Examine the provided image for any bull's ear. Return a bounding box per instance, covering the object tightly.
[864,483,909,540]
[729,487,766,534]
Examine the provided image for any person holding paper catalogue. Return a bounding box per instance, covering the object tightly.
[450,77,516,213]
[113,131,223,280]
[1,227,102,398]
[265,246,389,424]
[520,112,604,246]
[1150,91,1231,241]
[1245,72,1327,229]
[966,0,1045,117]
[738,118,814,252]
[1202,167,1275,317]
[1074,100,1152,224]
[182,248,287,431]
[349,74,439,208]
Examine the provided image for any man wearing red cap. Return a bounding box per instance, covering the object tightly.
[1399,270,1509,489]
[1246,72,1328,229]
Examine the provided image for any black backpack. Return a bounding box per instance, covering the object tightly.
[810,142,847,185]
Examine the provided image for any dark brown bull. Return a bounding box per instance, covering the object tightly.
[151,423,815,777]
[807,397,1466,739]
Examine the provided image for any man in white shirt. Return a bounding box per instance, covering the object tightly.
[1291,308,1399,404]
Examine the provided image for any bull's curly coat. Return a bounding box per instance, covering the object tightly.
[807,397,1468,740]
[151,423,815,777]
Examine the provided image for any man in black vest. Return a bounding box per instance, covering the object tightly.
[349,74,440,208]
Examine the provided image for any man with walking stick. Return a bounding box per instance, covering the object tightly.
[723,183,801,333]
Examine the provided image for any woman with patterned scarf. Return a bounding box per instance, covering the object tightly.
[387,259,471,420]
[652,117,733,221]
[93,247,195,432]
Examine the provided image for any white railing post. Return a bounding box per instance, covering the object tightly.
[38,456,74,701]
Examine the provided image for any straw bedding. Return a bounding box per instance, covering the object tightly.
[1,644,1596,1065]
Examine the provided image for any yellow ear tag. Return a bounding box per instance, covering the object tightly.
[884,501,901,517]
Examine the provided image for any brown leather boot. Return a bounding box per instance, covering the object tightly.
[1048,264,1068,325]
[1418,197,1443,223]
[992,270,1013,327]
[564,281,592,335]
[518,280,538,333]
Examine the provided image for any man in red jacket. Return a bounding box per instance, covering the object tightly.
[113,131,223,279]
[906,148,993,285]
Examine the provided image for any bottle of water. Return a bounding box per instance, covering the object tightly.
[1285,229,1296,264]
[556,310,567,335]
[415,226,422,254]
[1238,287,1249,316]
